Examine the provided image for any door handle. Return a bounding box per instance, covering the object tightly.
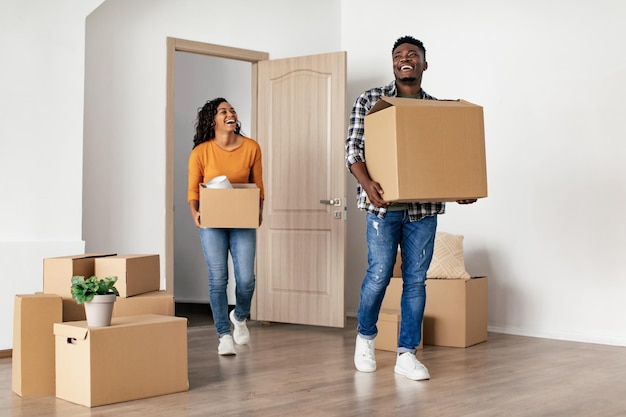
[319,198,342,206]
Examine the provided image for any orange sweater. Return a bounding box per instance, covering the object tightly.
[187,137,265,202]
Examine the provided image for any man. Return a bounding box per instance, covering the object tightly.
[345,35,476,381]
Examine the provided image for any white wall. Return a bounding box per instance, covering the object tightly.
[342,0,626,345]
[0,0,105,350]
[3,0,626,351]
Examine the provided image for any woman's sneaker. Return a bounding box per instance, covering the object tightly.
[218,335,236,356]
[394,352,430,380]
[229,310,250,345]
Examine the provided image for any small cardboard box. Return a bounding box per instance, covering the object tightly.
[423,276,488,347]
[62,290,175,322]
[200,183,260,228]
[43,253,116,298]
[381,277,403,310]
[364,97,487,202]
[94,254,160,298]
[376,308,422,352]
[12,294,62,397]
[54,314,188,407]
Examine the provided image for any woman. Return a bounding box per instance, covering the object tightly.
[187,97,264,356]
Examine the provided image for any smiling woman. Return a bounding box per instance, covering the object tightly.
[186,97,265,356]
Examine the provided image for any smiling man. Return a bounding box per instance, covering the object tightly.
[345,35,476,381]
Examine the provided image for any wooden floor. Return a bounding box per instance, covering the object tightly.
[2,315,626,417]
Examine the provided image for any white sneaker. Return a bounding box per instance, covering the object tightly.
[229,310,250,345]
[354,334,376,372]
[218,335,236,356]
[394,352,430,381]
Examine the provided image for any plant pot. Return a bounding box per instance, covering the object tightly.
[84,294,117,327]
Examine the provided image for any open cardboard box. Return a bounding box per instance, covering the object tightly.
[365,97,487,202]
[199,183,260,228]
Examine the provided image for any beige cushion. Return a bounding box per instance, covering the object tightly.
[427,232,470,279]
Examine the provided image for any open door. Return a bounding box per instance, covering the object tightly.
[255,52,347,328]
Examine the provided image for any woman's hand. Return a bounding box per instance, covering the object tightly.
[189,200,201,228]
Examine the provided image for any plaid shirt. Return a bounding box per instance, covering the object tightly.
[345,80,446,221]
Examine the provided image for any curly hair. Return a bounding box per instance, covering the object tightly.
[392,35,427,60]
[193,97,242,149]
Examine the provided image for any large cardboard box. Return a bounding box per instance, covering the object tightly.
[200,183,260,228]
[62,290,175,322]
[376,308,422,352]
[364,97,487,202]
[94,254,160,298]
[43,253,116,298]
[54,314,188,407]
[12,294,62,397]
[423,276,488,347]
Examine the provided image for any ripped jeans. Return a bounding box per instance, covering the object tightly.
[357,211,437,353]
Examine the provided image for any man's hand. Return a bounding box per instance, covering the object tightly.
[349,161,391,208]
[456,199,477,204]
[363,180,391,208]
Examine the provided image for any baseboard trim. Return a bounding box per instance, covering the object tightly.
[0,349,12,359]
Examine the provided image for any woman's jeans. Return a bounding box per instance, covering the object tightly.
[357,211,437,353]
[199,227,256,337]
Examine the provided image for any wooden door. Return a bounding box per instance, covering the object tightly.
[255,52,346,328]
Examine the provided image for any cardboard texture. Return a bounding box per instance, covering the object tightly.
[381,277,403,310]
[200,183,260,228]
[43,253,116,298]
[364,97,487,202]
[392,247,402,277]
[376,308,422,352]
[94,254,160,298]
[62,290,175,322]
[423,277,488,347]
[54,314,189,407]
[12,294,62,397]
[381,276,488,348]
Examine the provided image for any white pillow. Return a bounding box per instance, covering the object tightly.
[427,232,470,279]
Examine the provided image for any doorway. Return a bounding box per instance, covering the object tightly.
[173,51,252,304]
[165,37,269,299]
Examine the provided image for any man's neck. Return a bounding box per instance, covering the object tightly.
[395,78,422,96]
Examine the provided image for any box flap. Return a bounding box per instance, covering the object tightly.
[53,322,89,340]
[47,253,116,261]
[367,96,396,115]
[200,183,258,190]
[367,96,481,116]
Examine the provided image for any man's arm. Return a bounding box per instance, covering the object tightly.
[349,161,390,208]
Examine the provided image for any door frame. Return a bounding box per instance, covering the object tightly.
[165,37,269,294]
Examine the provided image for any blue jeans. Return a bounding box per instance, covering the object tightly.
[199,227,256,337]
[357,211,437,353]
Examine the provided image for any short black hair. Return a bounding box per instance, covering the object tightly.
[392,35,426,59]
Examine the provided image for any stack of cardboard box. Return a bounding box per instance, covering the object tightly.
[12,253,188,407]
[376,251,488,350]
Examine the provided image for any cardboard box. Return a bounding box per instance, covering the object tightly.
[62,290,175,322]
[381,276,403,310]
[423,276,488,347]
[43,253,116,298]
[392,247,402,277]
[94,254,160,298]
[364,97,487,202]
[376,308,422,351]
[200,183,260,228]
[54,314,188,407]
[12,294,62,397]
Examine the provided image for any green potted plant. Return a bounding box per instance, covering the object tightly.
[71,275,120,327]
